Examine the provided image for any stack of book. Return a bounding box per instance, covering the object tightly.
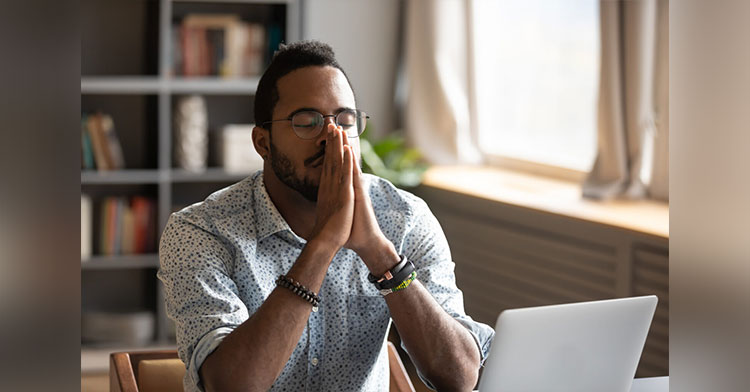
[81,112,125,171]
[214,124,264,173]
[172,14,278,77]
[93,196,157,257]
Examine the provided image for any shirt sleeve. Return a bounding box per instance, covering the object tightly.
[397,196,495,389]
[157,212,250,392]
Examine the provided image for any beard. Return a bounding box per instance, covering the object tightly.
[269,141,320,202]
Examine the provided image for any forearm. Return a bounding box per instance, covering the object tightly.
[386,280,481,391]
[200,240,336,392]
[359,241,480,391]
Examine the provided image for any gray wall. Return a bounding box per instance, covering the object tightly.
[670,1,750,391]
[303,0,401,139]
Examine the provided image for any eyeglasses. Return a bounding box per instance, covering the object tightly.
[262,109,369,140]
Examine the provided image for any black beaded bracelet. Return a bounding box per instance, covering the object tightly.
[276,275,321,308]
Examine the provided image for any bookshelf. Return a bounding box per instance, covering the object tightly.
[81,0,302,355]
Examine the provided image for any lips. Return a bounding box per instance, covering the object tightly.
[305,150,325,167]
[310,156,324,167]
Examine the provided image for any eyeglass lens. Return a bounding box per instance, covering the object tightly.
[291,110,366,139]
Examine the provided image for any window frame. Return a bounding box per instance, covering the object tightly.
[484,154,587,183]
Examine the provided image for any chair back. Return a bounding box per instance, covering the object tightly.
[388,341,417,392]
[110,350,183,392]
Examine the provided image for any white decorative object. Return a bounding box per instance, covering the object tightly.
[216,124,263,173]
[174,95,208,171]
[81,311,155,345]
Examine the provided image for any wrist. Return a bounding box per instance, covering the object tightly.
[304,237,341,264]
[358,237,400,277]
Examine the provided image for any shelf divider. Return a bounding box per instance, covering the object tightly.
[169,167,257,183]
[81,254,160,270]
[81,169,162,185]
[81,76,260,95]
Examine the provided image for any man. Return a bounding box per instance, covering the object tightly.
[158,40,494,392]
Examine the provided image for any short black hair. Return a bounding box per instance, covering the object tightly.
[254,40,354,130]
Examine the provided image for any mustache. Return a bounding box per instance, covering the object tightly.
[304,149,326,166]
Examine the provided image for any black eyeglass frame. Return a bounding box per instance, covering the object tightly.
[261,108,369,140]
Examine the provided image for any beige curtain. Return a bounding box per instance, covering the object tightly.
[583,0,669,201]
[403,0,481,165]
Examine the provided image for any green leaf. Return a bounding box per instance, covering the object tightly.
[359,131,429,188]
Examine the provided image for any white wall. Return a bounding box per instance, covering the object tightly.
[303,0,401,139]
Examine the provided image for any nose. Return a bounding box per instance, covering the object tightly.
[315,122,336,148]
[322,115,337,127]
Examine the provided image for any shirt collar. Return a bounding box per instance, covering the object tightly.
[252,171,303,243]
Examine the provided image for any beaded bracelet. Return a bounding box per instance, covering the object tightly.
[379,271,417,296]
[276,275,321,309]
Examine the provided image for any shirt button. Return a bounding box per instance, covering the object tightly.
[311,357,319,366]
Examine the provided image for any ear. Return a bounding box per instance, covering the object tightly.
[252,125,271,161]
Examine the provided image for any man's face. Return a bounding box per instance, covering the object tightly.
[267,66,360,202]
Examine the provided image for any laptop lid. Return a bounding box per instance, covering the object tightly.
[478,295,658,392]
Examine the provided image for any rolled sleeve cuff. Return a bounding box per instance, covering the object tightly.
[186,326,235,392]
[454,317,495,367]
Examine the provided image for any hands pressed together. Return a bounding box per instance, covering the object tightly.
[309,123,394,273]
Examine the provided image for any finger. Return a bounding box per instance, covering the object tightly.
[341,125,350,146]
[329,125,344,176]
[342,145,353,187]
[352,145,364,189]
[320,127,333,183]
[323,125,337,177]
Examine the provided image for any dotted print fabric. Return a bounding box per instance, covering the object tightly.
[158,171,495,392]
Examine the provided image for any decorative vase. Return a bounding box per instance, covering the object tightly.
[174,95,208,172]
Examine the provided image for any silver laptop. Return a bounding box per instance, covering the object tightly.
[478,295,658,392]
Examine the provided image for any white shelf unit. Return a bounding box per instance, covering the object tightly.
[81,0,302,355]
[81,76,262,95]
[81,254,161,270]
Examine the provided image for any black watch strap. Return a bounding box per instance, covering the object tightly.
[371,259,415,290]
[368,255,407,283]
[378,261,415,290]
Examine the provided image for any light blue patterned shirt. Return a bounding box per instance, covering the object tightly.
[158,171,494,391]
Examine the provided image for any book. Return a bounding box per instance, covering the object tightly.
[100,114,126,170]
[81,116,95,170]
[226,22,249,77]
[121,203,135,254]
[132,196,150,254]
[267,24,282,65]
[81,194,92,260]
[99,197,110,255]
[113,198,123,255]
[82,113,126,171]
[175,14,268,77]
[87,113,110,171]
[244,23,266,76]
[169,24,181,77]
[96,196,156,256]
[144,198,157,253]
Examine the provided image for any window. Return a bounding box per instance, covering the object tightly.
[472,0,600,173]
